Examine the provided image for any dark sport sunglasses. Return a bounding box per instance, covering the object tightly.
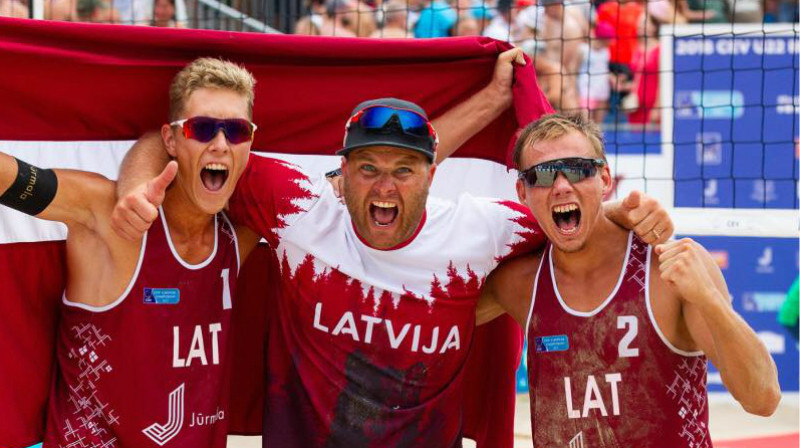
[170,116,258,144]
[347,106,439,145]
[518,157,606,187]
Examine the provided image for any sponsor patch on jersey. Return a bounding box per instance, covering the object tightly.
[534,335,569,353]
[143,288,180,305]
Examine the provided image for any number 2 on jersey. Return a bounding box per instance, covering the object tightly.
[617,315,639,358]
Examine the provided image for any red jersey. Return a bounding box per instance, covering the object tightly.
[526,232,711,448]
[44,209,239,448]
[228,154,545,448]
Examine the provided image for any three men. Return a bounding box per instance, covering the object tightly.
[478,113,780,447]
[114,62,673,446]
[0,58,254,447]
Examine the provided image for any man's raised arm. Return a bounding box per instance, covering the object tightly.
[112,132,177,240]
[0,150,111,228]
[658,239,781,416]
[431,48,526,163]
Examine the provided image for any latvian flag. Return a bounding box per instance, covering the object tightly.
[0,17,551,448]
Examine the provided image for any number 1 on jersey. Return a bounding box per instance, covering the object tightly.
[617,316,639,358]
[221,268,232,310]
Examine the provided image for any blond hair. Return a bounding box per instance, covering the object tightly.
[513,113,605,170]
[169,58,256,121]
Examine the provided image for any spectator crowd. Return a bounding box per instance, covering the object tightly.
[1,0,797,124]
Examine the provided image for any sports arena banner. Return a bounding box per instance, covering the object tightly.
[0,17,552,448]
[665,24,799,209]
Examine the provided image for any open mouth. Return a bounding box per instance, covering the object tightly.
[200,163,229,192]
[552,203,581,235]
[369,201,399,227]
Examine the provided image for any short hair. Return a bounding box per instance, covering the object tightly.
[512,113,606,170]
[169,58,256,121]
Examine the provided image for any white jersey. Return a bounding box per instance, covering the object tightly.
[228,153,545,447]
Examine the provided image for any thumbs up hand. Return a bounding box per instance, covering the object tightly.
[111,161,178,241]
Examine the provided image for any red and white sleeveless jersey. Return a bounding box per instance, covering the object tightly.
[228,154,545,448]
[526,232,711,448]
[44,209,239,448]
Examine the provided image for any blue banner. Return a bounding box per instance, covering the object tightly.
[671,33,799,209]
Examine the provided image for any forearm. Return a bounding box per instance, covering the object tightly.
[0,151,110,225]
[116,131,170,198]
[431,84,511,164]
[697,291,780,415]
[0,152,16,195]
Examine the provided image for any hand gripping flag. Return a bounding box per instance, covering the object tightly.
[0,17,552,448]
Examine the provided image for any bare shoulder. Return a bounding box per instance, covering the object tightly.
[487,249,545,326]
[492,250,543,284]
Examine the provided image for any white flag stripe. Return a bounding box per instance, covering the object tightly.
[0,141,519,244]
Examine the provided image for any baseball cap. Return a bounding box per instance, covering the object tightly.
[337,98,438,162]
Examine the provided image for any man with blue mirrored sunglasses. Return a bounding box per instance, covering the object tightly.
[112,49,677,448]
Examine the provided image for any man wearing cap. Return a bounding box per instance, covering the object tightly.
[113,50,671,447]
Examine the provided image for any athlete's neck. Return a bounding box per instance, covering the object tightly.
[161,187,216,264]
[551,213,629,280]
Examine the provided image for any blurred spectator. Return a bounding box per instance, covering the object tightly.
[151,0,179,26]
[44,0,78,20]
[77,0,121,22]
[527,54,564,112]
[648,0,688,24]
[596,0,643,120]
[295,0,327,34]
[597,0,643,82]
[320,0,358,36]
[516,3,545,53]
[681,0,728,23]
[540,0,588,112]
[412,0,457,37]
[779,277,799,341]
[453,0,480,36]
[353,0,377,36]
[482,0,536,42]
[0,0,28,17]
[578,21,613,124]
[371,0,411,37]
[306,0,375,36]
[627,13,660,125]
[482,0,516,41]
[764,0,799,22]
[467,0,495,25]
[729,0,763,22]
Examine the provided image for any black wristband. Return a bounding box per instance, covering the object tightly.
[325,168,342,178]
[0,158,58,216]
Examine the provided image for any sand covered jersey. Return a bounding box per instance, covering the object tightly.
[229,154,544,448]
[526,233,710,448]
[44,210,239,448]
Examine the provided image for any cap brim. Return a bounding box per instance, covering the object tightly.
[337,142,435,162]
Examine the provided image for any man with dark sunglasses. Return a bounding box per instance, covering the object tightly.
[477,113,780,448]
[0,58,256,447]
[113,49,673,447]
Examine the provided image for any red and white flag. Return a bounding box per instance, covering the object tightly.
[0,17,552,448]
